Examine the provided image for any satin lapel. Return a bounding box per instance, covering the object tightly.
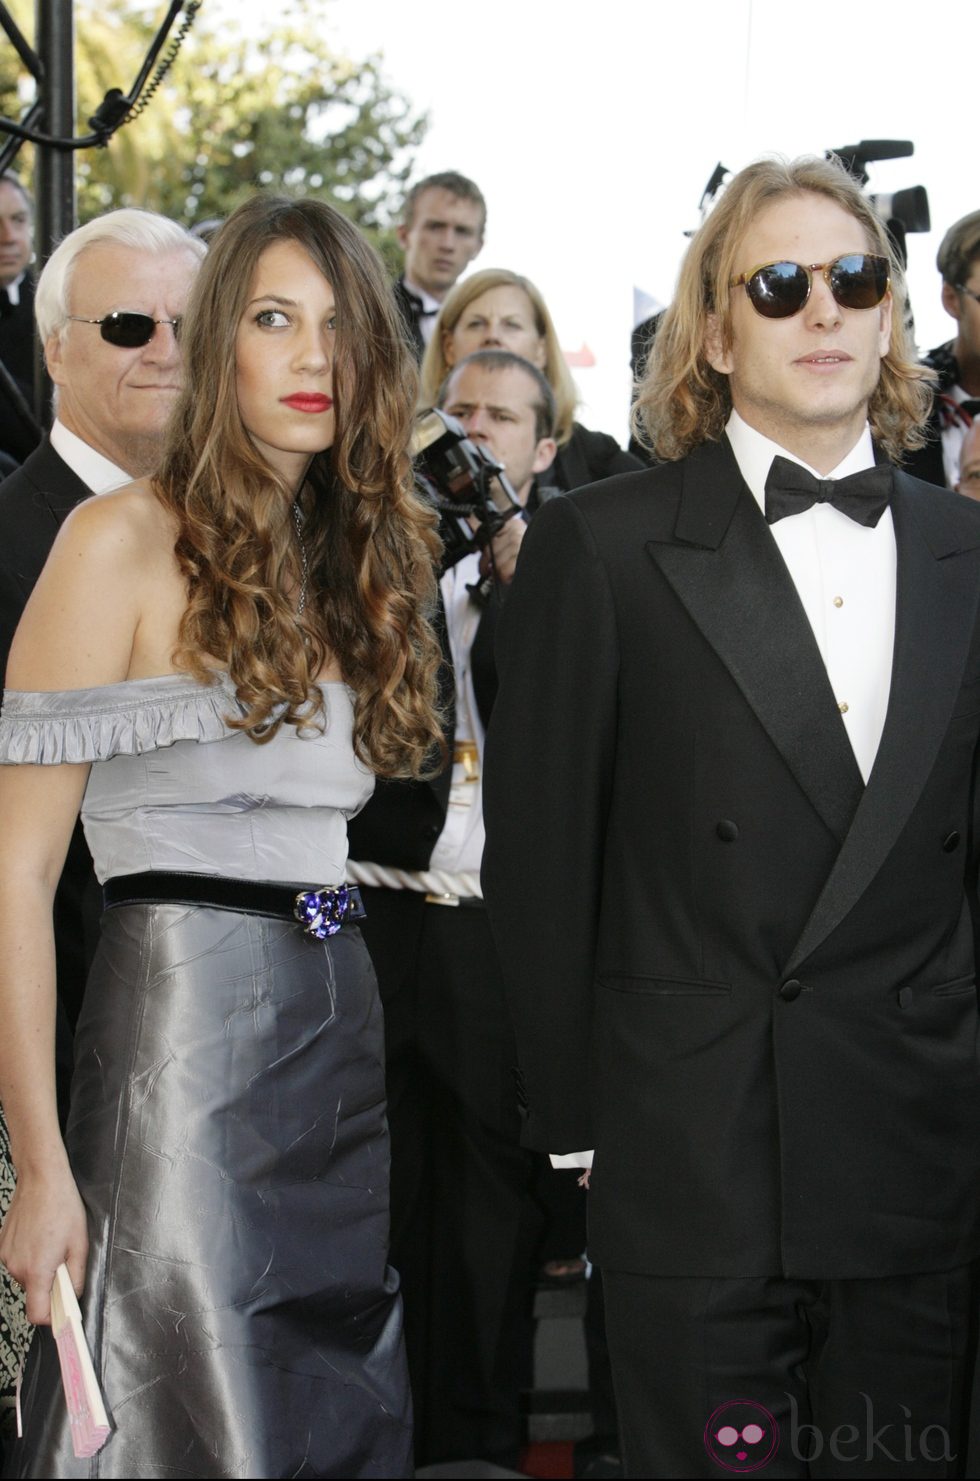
[647,441,864,845]
[783,474,980,975]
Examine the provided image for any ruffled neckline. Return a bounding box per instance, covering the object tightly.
[0,672,350,766]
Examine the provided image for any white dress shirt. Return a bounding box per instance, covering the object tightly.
[552,413,898,1171]
[49,418,132,495]
[941,384,976,489]
[3,271,25,307]
[726,410,896,784]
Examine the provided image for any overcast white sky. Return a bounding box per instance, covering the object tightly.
[220,0,976,442]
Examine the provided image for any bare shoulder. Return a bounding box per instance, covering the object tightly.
[7,479,183,691]
[59,478,178,574]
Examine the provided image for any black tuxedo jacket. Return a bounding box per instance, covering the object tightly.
[0,274,41,464]
[392,276,427,364]
[0,436,100,1036]
[482,436,980,1281]
[0,436,92,679]
[901,341,959,488]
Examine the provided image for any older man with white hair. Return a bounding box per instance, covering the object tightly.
[0,208,204,673]
[0,207,204,1055]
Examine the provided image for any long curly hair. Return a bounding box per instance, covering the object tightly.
[633,155,935,464]
[153,194,444,779]
[419,268,579,445]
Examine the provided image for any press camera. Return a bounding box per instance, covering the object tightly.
[695,140,930,267]
[412,408,523,574]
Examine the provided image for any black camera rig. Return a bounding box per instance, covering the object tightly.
[412,408,524,575]
[695,140,930,267]
[827,139,930,266]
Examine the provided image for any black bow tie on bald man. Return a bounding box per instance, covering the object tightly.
[764,456,894,528]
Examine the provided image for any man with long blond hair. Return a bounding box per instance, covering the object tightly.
[482,155,980,1476]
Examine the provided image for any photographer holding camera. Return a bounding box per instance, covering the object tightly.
[905,209,980,488]
[346,349,557,1471]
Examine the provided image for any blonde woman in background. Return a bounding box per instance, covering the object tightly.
[420,266,642,490]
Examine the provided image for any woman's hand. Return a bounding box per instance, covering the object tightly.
[0,1167,88,1325]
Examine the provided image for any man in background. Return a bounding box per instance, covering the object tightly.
[0,172,40,467]
[347,349,555,1470]
[394,170,485,358]
[0,207,204,1054]
[958,417,980,500]
[905,208,980,487]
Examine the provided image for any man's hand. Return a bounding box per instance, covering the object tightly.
[480,511,527,586]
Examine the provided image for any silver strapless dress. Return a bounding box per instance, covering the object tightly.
[0,675,412,1479]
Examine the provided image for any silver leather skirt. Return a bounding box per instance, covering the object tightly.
[6,904,412,1479]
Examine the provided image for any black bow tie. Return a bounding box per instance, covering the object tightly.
[764,456,893,528]
[961,399,980,419]
[403,286,438,319]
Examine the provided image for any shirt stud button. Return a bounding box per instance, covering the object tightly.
[838,701,849,714]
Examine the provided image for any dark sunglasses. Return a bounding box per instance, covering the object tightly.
[66,310,182,347]
[730,254,890,319]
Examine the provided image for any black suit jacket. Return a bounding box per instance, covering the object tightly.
[482,436,980,1281]
[551,421,643,493]
[0,436,101,1037]
[0,436,92,679]
[901,340,957,488]
[0,274,41,464]
[392,276,427,364]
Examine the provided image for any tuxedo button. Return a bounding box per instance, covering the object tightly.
[942,831,960,853]
[716,819,739,842]
[779,978,803,1002]
[423,824,440,841]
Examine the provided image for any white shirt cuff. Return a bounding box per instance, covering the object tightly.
[549,1150,594,1170]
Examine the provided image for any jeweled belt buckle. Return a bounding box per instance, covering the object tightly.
[293,885,350,939]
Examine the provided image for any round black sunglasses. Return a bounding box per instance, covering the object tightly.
[729,254,890,319]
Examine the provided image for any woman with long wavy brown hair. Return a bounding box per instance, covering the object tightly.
[0,195,442,1478]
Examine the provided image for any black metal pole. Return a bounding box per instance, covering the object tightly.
[34,0,75,424]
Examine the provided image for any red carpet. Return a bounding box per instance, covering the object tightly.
[519,1441,575,1479]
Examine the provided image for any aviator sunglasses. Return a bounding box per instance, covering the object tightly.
[730,254,890,319]
[66,310,182,347]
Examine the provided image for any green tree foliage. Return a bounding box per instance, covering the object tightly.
[0,1,425,265]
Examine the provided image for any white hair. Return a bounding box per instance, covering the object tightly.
[35,207,206,345]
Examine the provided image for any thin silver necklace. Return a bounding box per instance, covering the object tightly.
[291,500,309,616]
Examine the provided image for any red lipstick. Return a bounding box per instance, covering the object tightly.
[281,393,333,413]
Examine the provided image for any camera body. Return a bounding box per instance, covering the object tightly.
[828,139,930,267]
[694,141,930,269]
[412,408,523,574]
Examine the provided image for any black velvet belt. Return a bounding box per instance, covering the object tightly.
[103,871,366,940]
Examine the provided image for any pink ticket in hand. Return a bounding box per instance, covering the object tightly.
[49,1262,111,1458]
